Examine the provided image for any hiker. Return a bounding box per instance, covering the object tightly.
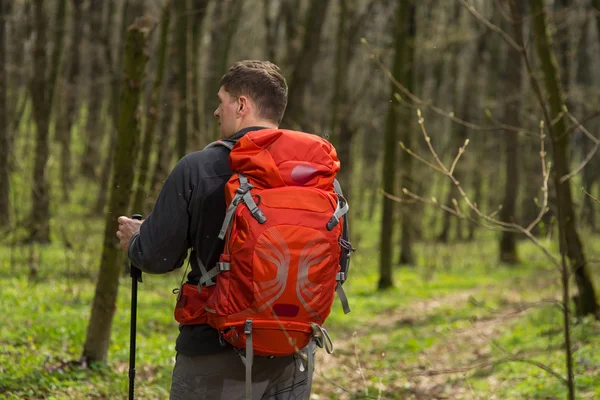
[117,60,314,399]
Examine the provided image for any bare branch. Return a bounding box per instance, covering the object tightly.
[364,41,534,136]
[457,0,522,51]
[581,186,600,205]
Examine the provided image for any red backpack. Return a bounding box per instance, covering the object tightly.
[198,129,353,398]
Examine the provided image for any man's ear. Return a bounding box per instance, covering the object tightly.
[237,96,249,116]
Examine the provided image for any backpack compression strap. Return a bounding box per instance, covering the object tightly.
[333,180,354,314]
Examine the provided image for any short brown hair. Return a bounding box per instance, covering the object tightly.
[220,60,288,125]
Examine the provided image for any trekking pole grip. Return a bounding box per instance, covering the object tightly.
[130,214,143,282]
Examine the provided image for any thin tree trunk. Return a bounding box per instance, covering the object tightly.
[281,0,331,130]
[57,0,84,202]
[398,1,416,266]
[467,164,482,240]
[281,0,302,69]
[82,17,152,364]
[190,0,209,149]
[330,0,347,142]
[205,0,244,140]
[530,0,599,318]
[500,0,525,264]
[28,0,67,243]
[132,2,170,214]
[81,0,105,180]
[176,0,188,158]
[263,0,279,63]
[594,0,600,39]
[437,4,463,243]
[95,0,131,214]
[379,1,408,290]
[0,0,8,226]
[580,2,599,230]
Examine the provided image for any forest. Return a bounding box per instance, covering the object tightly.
[1,0,600,399]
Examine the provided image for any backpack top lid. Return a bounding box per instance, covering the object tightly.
[229,129,340,190]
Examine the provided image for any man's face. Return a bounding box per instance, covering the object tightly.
[214,87,239,138]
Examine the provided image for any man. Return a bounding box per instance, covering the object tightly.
[116,61,311,399]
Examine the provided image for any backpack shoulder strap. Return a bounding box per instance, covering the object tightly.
[203,140,235,151]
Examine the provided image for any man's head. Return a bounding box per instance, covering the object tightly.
[214,60,288,138]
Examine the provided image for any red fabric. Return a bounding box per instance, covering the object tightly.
[174,283,215,325]
[205,129,344,356]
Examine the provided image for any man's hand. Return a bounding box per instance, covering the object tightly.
[116,216,144,250]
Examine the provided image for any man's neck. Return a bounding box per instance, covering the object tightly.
[238,119,277,131]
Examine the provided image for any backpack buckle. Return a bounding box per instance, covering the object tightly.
[244,320,253,335]
[217,262,231,272]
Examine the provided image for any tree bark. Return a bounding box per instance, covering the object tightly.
[82,17,152,364]
[57,0,85,202]
[132,1,170,214]
[190,0,209,149]
[281,0,331,130]
[205,0,244,140]
[437,3,464,243]
[398,1,417,266]
[330,0,348,142]
[95,0,132,214]
[499,0,525,264]
[0,0,8,226]
[530,0,599,317]
[28,0,67,243]
[81,0,105,180]
[263,0,279,63]
[594,0,600,39]
[176,0,189,159]
[379,1,408,290]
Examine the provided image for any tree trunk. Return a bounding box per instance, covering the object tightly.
[132,1,170,214]
[398,1,417,266]
[263,0,279,63]
[579,2,599,230]
[330,0,348,142]
[81,0,105,180]
[175,0,189,159]
[28,0,67,243]
[82,17,152,364]
[190,0,209,149]
[57,0,84,202]
[281,0,302,69]
[530,0,599,317]
[0,0,8,226]
[499,0,525,264]
[281,0,331,130]
[594,0,600,39]
[0,0,11,227]
[205,0,244,140]
[330,0,353,204]
[379,1,408,290]
[437,3,463,243]
[95,0,132,214]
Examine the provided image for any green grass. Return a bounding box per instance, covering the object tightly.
[2,122,600,398]
[2,207,599,399]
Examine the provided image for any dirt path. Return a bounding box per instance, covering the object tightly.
[311,285,543,400]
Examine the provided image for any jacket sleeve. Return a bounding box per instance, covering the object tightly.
[128,156,193,274]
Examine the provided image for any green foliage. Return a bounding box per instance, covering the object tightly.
[2,210,599,398]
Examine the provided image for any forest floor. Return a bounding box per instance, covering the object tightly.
[1,216,600,399]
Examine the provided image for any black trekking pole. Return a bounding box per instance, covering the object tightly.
[129,213,143,400]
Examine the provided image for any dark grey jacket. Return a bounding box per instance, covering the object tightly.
[128,126,265,356]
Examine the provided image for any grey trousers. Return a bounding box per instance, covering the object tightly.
[169,349,311,400]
